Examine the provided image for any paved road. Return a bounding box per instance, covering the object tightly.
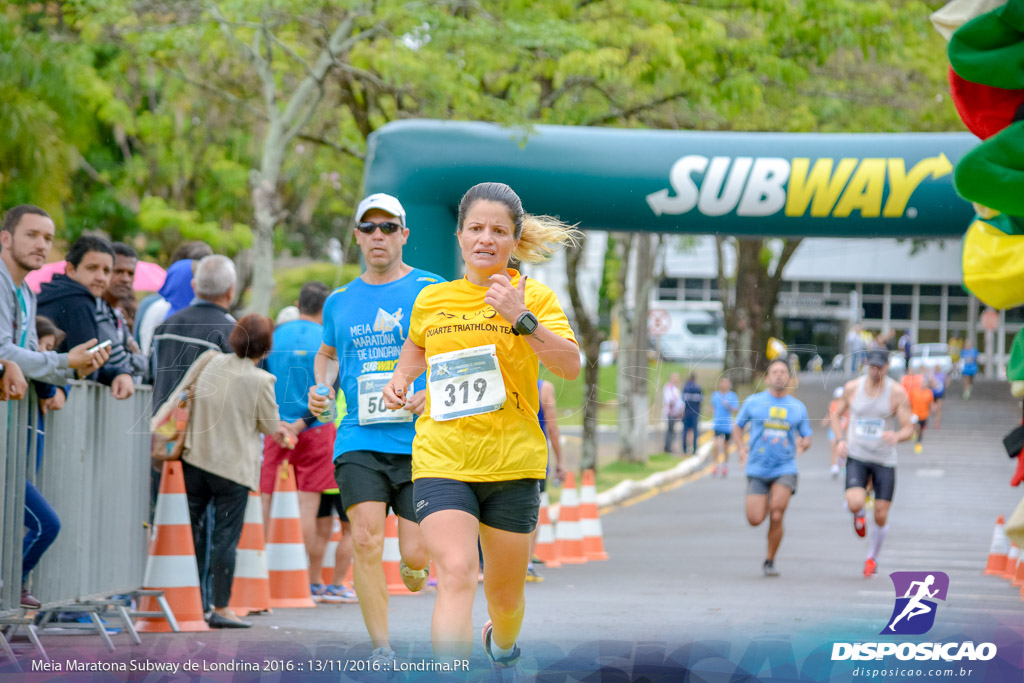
[6,377,1023,680]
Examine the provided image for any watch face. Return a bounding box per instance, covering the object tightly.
[518,312,539,335]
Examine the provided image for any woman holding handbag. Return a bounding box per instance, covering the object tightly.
[153,313,293,628]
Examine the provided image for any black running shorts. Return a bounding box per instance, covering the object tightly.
[845,457,896,502]
[413,478,541,534]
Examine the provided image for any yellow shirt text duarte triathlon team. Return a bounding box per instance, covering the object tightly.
[408,269,577,482]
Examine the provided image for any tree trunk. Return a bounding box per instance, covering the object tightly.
[249,119,286,315]
[618,233,659,463]
[718,237,803,383]
[565,233,605,473]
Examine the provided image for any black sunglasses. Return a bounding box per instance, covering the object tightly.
[357,221,402,234]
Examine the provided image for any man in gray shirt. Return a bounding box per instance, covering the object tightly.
[1,205,109,385]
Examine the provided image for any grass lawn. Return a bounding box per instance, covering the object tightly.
[540,362,761,427]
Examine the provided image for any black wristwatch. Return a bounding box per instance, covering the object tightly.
[513,310,539,336]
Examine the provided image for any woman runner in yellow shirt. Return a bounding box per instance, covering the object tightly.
[384,182,580,674]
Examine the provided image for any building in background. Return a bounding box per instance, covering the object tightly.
[529,235,1018,376]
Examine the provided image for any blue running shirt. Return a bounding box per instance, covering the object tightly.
[322,268,444,460]
[265,319,322,425]
[734,391,812,479]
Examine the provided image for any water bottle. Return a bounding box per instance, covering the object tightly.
[315,385,336,424]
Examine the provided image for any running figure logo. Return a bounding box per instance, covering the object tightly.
[882,571,949,635]
[373,307,405,339]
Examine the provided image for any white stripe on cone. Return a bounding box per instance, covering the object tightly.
[153,493,191,526]
[581,517,603,537]
[556,520,582,541]
[270,491,301,519]
[234,549,269,579]
[243,496,263,524]
[383,535,401,562]
[144,554,201,588]
[990,522,1010,555]
[267,543,309,572]
[580,485,597,504]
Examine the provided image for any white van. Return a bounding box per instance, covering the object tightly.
[650,303,726,366]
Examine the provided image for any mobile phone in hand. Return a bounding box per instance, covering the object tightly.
[87,340,113,353]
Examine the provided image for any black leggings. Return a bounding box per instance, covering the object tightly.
[182,461,250,609]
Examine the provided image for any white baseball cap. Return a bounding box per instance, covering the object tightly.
[356,193,406,226]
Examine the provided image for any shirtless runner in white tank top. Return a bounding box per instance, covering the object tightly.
[829,348,914,578]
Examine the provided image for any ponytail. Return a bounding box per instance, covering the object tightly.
[514,214,581,264]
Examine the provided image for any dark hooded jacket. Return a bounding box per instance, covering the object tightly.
[37,274,133,385]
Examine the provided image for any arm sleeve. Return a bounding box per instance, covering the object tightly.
[34,380,57,400]
[735,399,751,428]
[408,290,427,347]
[254,371,281,436]
[530,283,577,346]
[322,293,338,347]
[0,296,73,384]
[798,406,813,437]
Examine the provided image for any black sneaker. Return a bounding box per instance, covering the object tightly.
[763,560,780,577]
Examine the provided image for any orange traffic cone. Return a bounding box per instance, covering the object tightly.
[580,470,609,561]
[1012,548,1024,587]
[266,462,316,608]
[553,472,587,565]
[229,491,272,617]
[322,517,342,587]
[383,514,415,595]
[136,461,209,632]
[1002,544,1022,581]
[985,515,1010,576]
[534,491,561,568]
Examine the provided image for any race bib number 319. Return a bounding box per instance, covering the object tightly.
[427,344,506,422]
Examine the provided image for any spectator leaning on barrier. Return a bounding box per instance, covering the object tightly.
[37,235,135,400]
[0,205,109,610]
[0,205,110,386]
[101,242,148,381]
[135,241,213,355]
[152,313,293,628]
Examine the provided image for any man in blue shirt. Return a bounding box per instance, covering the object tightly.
[682,372,703,455]
[710,377,739,477]
[262,282,354,602]
[733,359,812,577]
[306,193,444,667]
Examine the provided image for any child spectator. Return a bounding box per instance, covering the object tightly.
[20,316,68,608]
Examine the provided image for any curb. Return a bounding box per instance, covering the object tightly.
[549,439,715,522]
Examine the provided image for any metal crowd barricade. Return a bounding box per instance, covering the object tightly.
[1,381,157,666]
[1,388,42,668]
[31,381,153,605]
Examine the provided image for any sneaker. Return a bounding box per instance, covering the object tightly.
[762,560,780,577]
[914,443,923,454]
[830,463,840,478]
[525,565,544,583]
[720,464,727,478]
[481,620,526,681]
[325,583,358,603]
[21,588,41,609]
[853,510,867,538]
[399,560,429,592]
[863,557,878,577]
[310,583,342,603]
[531,555,545,566]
